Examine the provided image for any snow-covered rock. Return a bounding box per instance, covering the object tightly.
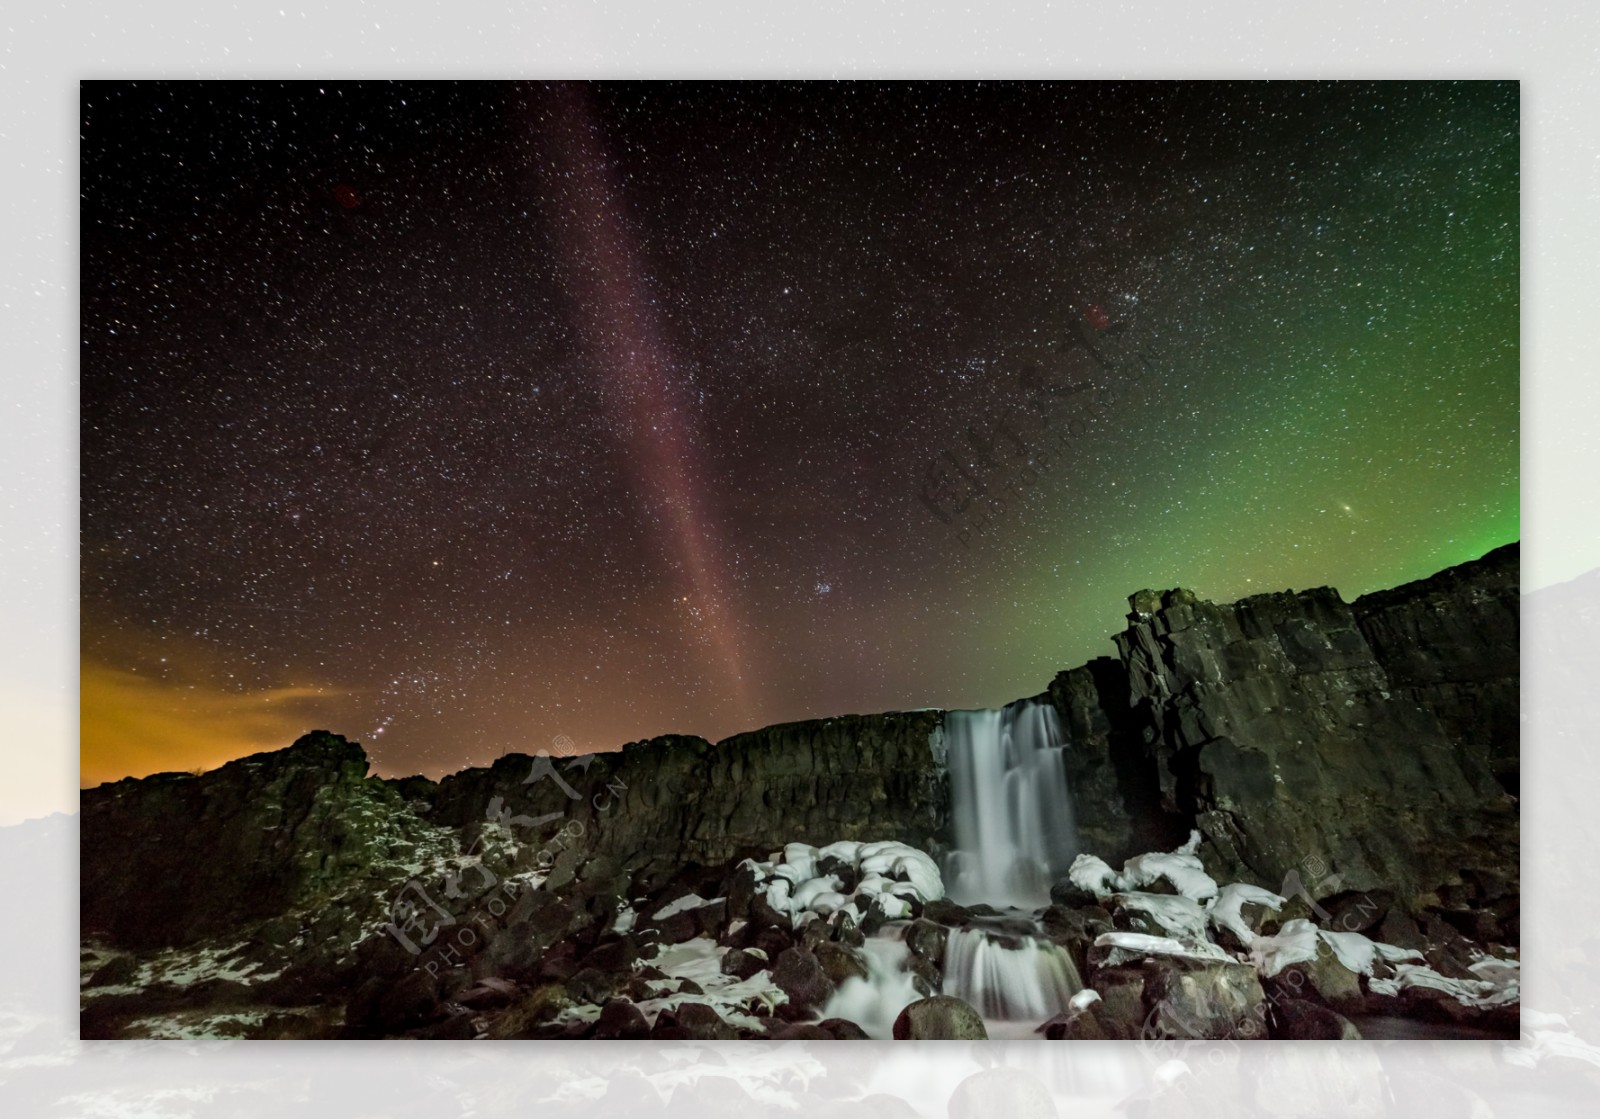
[1067,830,1217,902]
[738,839,944,927]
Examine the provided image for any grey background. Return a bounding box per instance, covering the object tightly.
[3,2,1597,1114]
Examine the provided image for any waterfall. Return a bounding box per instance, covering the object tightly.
[942,926,1084,1020]
[943,697,1079,908]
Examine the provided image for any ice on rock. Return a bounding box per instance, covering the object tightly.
[1094,930,1234,965]
[1252,918,1424,979]
[1067,831,1216,901]
[1368,959,1520,1009]
[1067,853,1119,898]
[1116,831,1218,901]
[1112,891,1210,940]
[1206,882,1286,947]
[1068,988,1102,1011]
[1057,832,1519,1018]
[1249,917,1321,977]
[1317,928,1422,975]
[791,876,844,912]
[652,893,723,921]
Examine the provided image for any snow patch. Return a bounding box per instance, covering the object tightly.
[1068,830,1216,901]
[739,840,943,927]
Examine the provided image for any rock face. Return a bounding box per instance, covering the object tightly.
[1073,543,1518,908]
[1352,544,1520,798]
[423,710,948,879]
[80,731,453,949]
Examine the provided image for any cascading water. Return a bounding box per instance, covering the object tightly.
[943,697,1079,908]
[934,696,1085,1028]
[942,926,1083,1020]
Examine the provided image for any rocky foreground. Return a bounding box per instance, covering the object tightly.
[79,545,1519,1041]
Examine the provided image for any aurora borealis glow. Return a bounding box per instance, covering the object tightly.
[80,80,1518,785]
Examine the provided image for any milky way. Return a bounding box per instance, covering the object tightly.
[80,80,1518,782]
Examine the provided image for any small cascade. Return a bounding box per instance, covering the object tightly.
[943,697,1079,908]
[819,927,925,1040]
[942,926,1083,1021]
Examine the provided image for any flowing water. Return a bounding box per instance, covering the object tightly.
[941,926,1082,1021]
[825,697,1086,1035]
[943,698,1079,909]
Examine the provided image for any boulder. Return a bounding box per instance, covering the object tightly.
[720,948,767,981]
[893,995,988,1040]
[1140,959,1267,1041]
[922,898,975,926]
[593,997,649,1040]
[819,1017,871,1040]
[771,947,835,1013]
[904,918,948,964]
[1270,997,1361,1040]
[564,966,617,1006]
[814,942,869,987]
[667,1001,739,1041]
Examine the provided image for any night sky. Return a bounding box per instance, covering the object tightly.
[80,80,1518,785]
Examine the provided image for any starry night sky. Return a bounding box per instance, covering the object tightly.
[80,80,1518,784]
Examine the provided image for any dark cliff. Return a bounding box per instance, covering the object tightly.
[422,709,948,875]
[1057,543,1518,906]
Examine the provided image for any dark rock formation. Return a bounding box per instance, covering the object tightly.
[80,731,451,950]
[424,710,948,877]
[1352,543,1520,798]
[1077,543,1519,908]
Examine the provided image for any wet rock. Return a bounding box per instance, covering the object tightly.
[720,948,766,981]
[1270,997,1361,1039]
[1048,879,1101,909]
[904,918,948,964]
[593,997,649,1040]
[771,947,835,1013]
[893,995,988,1040]
[814,942,869,987]
[1088,964,1146,1029]
[921,898,974,926]
[1140,958,1267,1041]
[667,1001,739,1041]
[829,910,865,947]
[1042,1001,1136,1040]
[819,1017,871,1040]
[905,951,941,996]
